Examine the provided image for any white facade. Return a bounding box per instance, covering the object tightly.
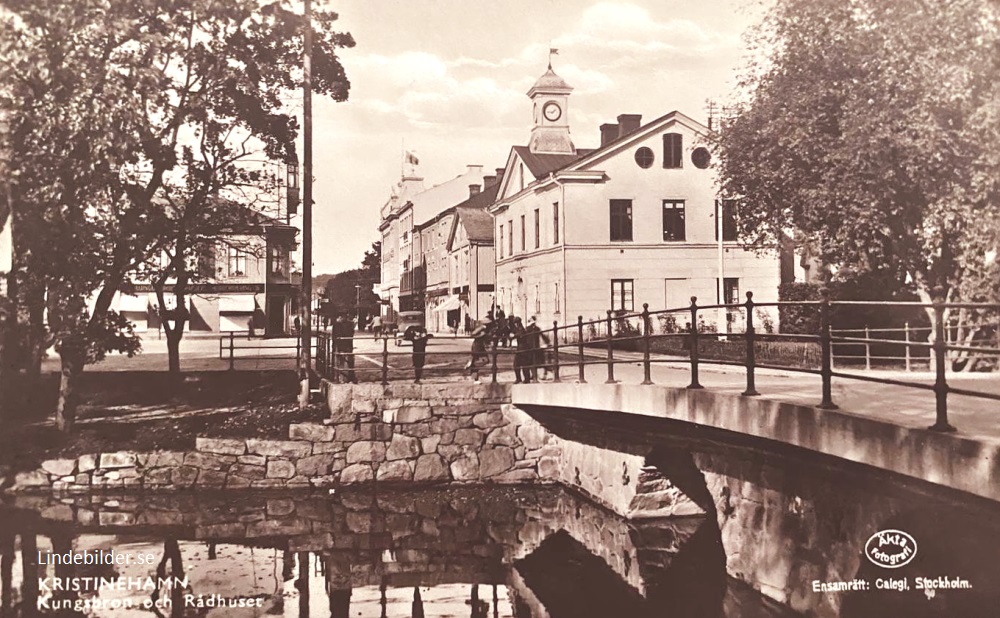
[378,165,486,322]
[491,67,783,334]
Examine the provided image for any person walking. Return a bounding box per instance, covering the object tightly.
[524,316,549,381]
[511,317,529,383]
[404,324,432,383]
[466,318,492,382]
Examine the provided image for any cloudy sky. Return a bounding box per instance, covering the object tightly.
[308,0,765,274]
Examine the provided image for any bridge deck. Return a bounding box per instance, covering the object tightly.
[564,354,1000,446]
[510,357,1000,503]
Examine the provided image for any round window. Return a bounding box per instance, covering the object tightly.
[634,147,654,169]
[692,147,711,169]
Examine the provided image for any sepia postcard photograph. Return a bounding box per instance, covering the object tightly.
[0,0,998,616]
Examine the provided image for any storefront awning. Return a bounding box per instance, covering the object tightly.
[117,293,148,313]
[219,294,257,313]
[432,295,462,313]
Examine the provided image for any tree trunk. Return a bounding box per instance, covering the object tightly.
[25,284,45,381]
[166,325,183,373]
[55,343,85,433]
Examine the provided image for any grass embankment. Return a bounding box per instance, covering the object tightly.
[0,370,326,474]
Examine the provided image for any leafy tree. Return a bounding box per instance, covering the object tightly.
[0,0,354,429]
[717,0,1000,368]
[322,243,382,324]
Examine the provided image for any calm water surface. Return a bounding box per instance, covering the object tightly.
[0,487,789,618]
[1,479,998,618]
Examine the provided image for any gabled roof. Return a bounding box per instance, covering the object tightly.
[454,207,494,244]
[495,111,711,209]
[512,146,594,181]
[446,180,501,250]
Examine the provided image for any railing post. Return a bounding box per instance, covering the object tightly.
[552,321,561,383]
[904,322,911,372]
[228,331,235,371]
[490,343,499,384]
[688,297,702,389]
[930,290,955,432]
[864,326,871,371]
[577,316,587,384]
[316,332,323,377]
[605,310,616,384]
[819,288,838,409]
[743,291,759,396]
[380,335,389,386]
[641,304,653,385]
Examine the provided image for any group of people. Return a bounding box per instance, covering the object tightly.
[467,310,550,383]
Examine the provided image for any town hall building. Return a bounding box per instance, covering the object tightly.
[489,64,785,332]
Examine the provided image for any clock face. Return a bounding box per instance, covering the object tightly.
[543,101,562,122]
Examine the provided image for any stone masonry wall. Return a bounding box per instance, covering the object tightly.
[5,382,562,494]
[324,382,560,485]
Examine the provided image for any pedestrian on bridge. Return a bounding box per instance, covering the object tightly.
[404,324,432,383]
[466,318,492,382]
[512,317,528,383]
[525,316,549,381]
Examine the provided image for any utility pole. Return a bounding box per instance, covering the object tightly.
[297,0,313,408]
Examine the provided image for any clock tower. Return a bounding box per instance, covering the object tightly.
[527,65,574,154]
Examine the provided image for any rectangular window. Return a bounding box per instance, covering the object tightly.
[499,225,504,259]
[718,277,740,305]
[534,284,540,313]
[610,199,633,242]
[534,208,540,249]
[663,133,683,168]
[508,221,513,255]
[269,247,286,276]
[554,282,560,313]
[715,199,738,242]
[662,200,686,241]
[228,247,247,277]
[611,279,634,311]
[553,202,560,244]
[520,215,526,251]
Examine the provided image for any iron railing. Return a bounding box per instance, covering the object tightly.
[218,331,316,370]
[313,293,1000,433]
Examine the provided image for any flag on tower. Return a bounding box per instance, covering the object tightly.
[550,48,559,55]
[405,150,419,166]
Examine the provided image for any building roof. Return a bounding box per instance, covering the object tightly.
[511,146,595,180]
[454,207,494,243]
[527,67,573,96]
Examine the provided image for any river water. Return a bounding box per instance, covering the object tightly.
[1,474,998,617]
[0,486,793,618]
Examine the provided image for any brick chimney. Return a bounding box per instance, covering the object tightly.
[617,114,642,138]
[600,123,619,146]
[469,184,481,197]
[483,175,496,187]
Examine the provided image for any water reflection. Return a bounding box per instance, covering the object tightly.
[0,487,787,618]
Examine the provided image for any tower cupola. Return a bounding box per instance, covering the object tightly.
[527,65,574,154]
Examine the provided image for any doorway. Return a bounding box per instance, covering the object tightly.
[268,297,286,335]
